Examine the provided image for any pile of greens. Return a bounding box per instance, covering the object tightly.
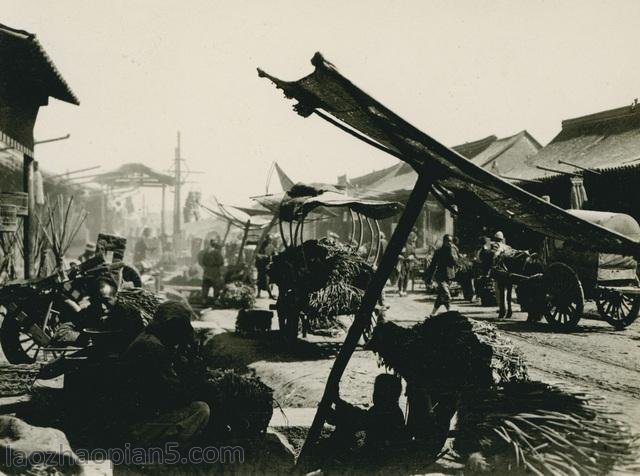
[269,240,373,328]
[216,281,256,310]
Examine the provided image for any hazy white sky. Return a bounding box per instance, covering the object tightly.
[4,0,640,206]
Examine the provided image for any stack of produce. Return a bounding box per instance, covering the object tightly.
[199,368,274,439]
[115,287,162,325]
[217,281,256,309]
[455,381,638,474]
[366,312,528,390]
[366,312,637,474]
[268,239,373,328]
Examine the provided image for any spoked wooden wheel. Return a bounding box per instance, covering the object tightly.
[0,305,58,364]
[543,263,584,331]
[596,290,640,330]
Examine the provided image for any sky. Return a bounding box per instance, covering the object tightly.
[3,0,640,209]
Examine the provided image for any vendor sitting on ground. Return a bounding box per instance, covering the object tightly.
[52,274,145,350]
[326,373,406,457]
[119,301,210,448]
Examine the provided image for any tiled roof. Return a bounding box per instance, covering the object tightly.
[0,23,79,105]
[508,102,640,180]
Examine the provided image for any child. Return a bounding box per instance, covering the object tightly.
[328,374,406,452]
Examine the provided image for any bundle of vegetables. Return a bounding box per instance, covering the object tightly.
[116,287,162,325]
[366,312,528,390]
[0,364,39,397]
[269,239,373,324]
[199,368,274,439]
[454,381,639,475]
[216,281,255,309]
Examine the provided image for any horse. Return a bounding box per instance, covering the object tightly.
[488,248,544,319]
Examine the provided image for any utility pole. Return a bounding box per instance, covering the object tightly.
[173,131,182,248]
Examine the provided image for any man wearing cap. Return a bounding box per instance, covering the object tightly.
[78,242,96,263]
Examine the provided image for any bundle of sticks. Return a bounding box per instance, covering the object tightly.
[34,195,87,268]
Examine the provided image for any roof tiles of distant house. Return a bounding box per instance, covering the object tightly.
[0,22,79,105]
[509,102,640,180]
[348,134,499,191]
[451,135,498,159]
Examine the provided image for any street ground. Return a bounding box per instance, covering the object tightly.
[199,288,640,450]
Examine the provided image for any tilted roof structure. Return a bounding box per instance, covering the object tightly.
[259,52,640,257]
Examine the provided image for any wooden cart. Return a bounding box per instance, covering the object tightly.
[538,210,640,330]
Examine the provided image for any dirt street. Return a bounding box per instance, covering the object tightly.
[201,289,640,438]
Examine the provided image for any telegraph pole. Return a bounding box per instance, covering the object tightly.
[173,131,182,246]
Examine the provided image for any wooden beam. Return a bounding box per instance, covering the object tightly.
[535,165,579,177]
[22,154,34,278]
[296,169,435,466]
[557,159,602,175]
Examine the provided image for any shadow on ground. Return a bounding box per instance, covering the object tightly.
[201,331,344,372]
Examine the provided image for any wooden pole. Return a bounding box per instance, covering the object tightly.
[236,220,250,266]
[161,184,166,239]
[296,171,435,465]
[22,154,34,278]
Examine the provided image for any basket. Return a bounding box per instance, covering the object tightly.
[0,192,28,216]
[0,204,19,233]
[235,309,273,334]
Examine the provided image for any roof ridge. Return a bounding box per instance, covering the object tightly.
[562,104,640,129]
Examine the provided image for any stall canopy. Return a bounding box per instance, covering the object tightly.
[259,53,640,257]
[92,163,175,188]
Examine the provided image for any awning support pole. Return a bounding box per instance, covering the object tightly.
[296,169,436,466]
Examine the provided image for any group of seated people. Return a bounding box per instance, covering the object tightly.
[48,270,211,449]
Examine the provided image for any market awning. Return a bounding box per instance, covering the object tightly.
[259,53,640,257]
[279,190,402,221]
[92,163,175,188]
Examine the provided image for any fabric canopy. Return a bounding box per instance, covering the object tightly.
[279,190,402,221]
[259,53,640,257]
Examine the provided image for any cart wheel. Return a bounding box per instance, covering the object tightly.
[543,263,584,331]
[0,310,44,364]
[596,291,640,330]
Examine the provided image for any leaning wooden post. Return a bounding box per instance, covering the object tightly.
[296,170,436,465]
[235,220,251,266]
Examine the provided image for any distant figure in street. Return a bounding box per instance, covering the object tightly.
[198,239,225,304]
[397,235,417,297]
[133,228,152,268]
[491,231,514,319]
[78,242,96,263]
[424,234,459,316]
[255,235,276,299]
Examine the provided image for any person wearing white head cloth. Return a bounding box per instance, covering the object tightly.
[490,231,514,318]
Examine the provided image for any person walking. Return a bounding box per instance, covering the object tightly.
[255,235,276,299]
[490,231,513,318]
[424,234,459,316]
[198,239,225,304]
